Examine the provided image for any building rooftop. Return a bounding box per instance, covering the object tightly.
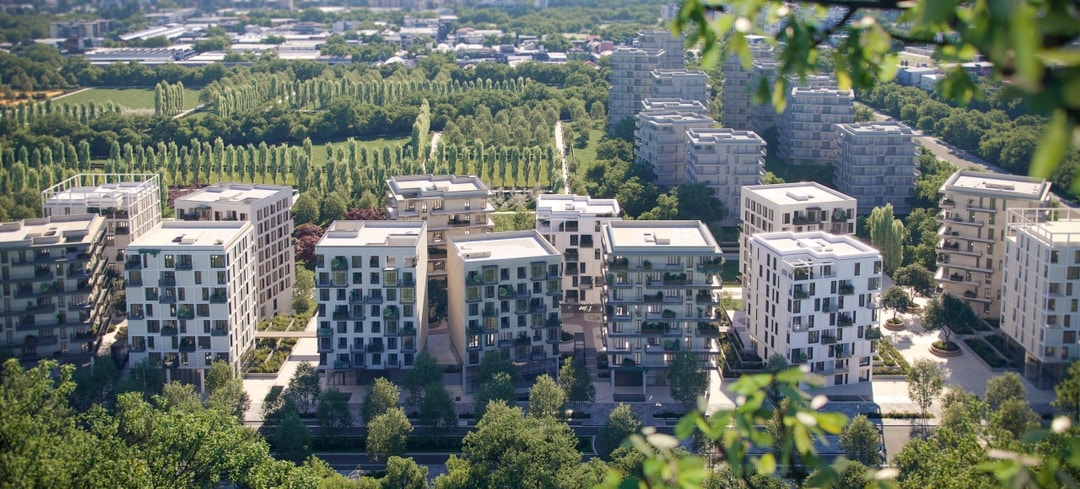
[651,69,707,78]
[387,174,491,199]
[743,182,856,206]
[688,127,765,144]
[317,221,426,248]
[641,98,708,113]
[636,110,715,125]
[603,220,721,252]
[130,221,252,249]
[43,174,159,209]
[1008,209,1080,247]
[835,121,918,137]
[174,182,295,207]
[753,231,880,259]
[0,214,105,248]
[789,86,853,97]
[536,194,621,217]
[450,230,559,262]
[941,170,1051,201]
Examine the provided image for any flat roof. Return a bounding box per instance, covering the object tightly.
[317,221,426,248]
[387,174,491,198]
[688,127,765,144]
[743,182,856,206]
[641,98,708,113]
[174,182,294,207]
[0,214,104,248]
[636,110,715,125]
[1007,209,1080,247]
[536,194,621,217]
[941,170,1050,201]
[450,230,558,262]
[835,121,918,137]
[752,231,880,258]
[129,221,252,249]
[603,220,721,252]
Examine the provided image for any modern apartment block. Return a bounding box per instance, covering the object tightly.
[686,128,766,227]
[834,122,920,215]
[535,194,622,305]
[635,30,685,69]
[776,86,854,165]
[446,231,563,389]
[650,69,709,108]
[936,171,1051,319]
[41,173,161,274]
[743,231,882,386]
[0,215,109,361]
[314,221,428,379]
[609,47,666,131]
[634,110,716,188]
[720,35,775,131]
[125,221,257,388]
[600,220,724,392]
[386,175,494,282]
[173,183,296,321]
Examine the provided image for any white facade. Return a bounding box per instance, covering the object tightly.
[41,173,161,275]
[686,128,766,227]
[608,47,665,131]
[634,110,716,188]
[600,220,724,391]
[535,194,622,304]
[720,35,775,131]
[126,221,257,387]
[641,98,709,115]
[447,231,563,389]
[314,221,428,375]
[834,122,920,215]
[173,182,296,321]
[651,69,709,108]
[1002,208,1080,387]
[777,86,854,164]
[635,30,685,69]
[744,232,882,386]
[936,171,1051,319]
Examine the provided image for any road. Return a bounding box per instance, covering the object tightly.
[554,120,569,193]
[428,131,441,172]
[882,424,924,464]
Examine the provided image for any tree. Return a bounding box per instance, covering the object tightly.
[382,456,429,489]
[867,204,905,274]
[881,285,912,320]
[404,351,443,408]
[598,403,642,459]
[317,388,353,435]
[477,349,516,384]
[366,407,412,462]
[893,263,936,297]
[206,360,250,420]
[156,381,203,413]
[985,372,1027,410]
[286,362,321,415]
[362,377,400,424]
[275,408,313,464]
[668,351,709,411]
[839,415,881,467]
[1053,360,1080,421]
[528,374,566,418]
[292,192,320,226]
[907,359,946,414]
[558,357,595,407]
[922,293,978,345]
[474,371,514,420]
[418,382,457,430]
[992,397,1040,439]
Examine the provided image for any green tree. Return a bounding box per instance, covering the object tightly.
[404,351,443,408]
[558,357,596,408]
[893,263,936,297]
[839,414,881,467]
[382,456,429,489]
[366,407,412,462]
[362,377,400,424]
[292,192,321,226]
[598,403,642,459]
[1053,360,1080,421]
[317,388,353,435]
[275,408,313,464]
[867,204,905,274]
[286,362,321,415]
[881,285,912,321]
[474,371,514,420]
[907,359,946,414]
[992,397,1040,439]
[922,293,978,345]
[418,382,457,430]
[668,351,709,411]
[155,381,203,413]
[985,372,1027,410]
[206,360,250,420]
[528,374,566,418]
[477,349,516,384]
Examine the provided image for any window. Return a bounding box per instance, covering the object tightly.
[164,254,175,268]
[210,255,226,268]
[1070,267,1080,280]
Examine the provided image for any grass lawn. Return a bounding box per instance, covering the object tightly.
[493,212,536,232]
[58,87,203,111]
[309,135,412,168]
[761,127,835,187]
[568,121,605,169]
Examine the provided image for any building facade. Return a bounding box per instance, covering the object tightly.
[125,221,257,389]
[834,121,920,215]
[776,86,854,165]
[744,231,882,386]
[600,220,724,392]
[173,183,296,321]
[635,30,685,69]
[0,215,109,361]
[446,231,562,390]
[314,221,428,380]
[650,69,710,108]
[634,110,716,188]
[608,47,665,131]
[720,35,775,131]
[936,171,1051,319]
[535,194,622,305]
[686,128,766,227]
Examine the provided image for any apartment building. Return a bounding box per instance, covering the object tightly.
[936,171,1051,319]
[42,173,161,275]
[386,175,494,282]
[641,98,709,115]
[744,231,882,386]
[686,128,766,227]
[314,221,428,380]
[834,122,920,215]
[535,194,622,305]
[635,30,685,69]
[600,220,724,392]
[1001,208,1080,387]
[776,86,854,165]
[447,231,562,389]
[650,69,710,108]
[173,183,296,321]
[634,110,716,188]
[608,47,666,131]
[125,221,257,388]
[0,215,109,361]
[720,35,774,131]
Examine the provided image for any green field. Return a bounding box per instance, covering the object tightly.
[309,136,412,168]
[57,87,203,111]
[567,121,605,168]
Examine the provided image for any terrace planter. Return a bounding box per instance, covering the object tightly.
[884,318,905,331]
[930,340,962,357]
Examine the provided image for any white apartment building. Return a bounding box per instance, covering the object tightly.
[600,220,724,392]
[609,47,666,131]
[776,86,854,165]
[1002,208,1080,387]
[641,98,709,115]
[125,221,257,389]
[686,128,766,227]
[651,69,709,108]
[635,30,685,69]
[834,122,920,215]
[744,231,882,386]
[41,173,161,274]
[536,194,623,305]
[386,175,494,282]
[0,215,109,361]
[314,221,428,380]
[634,110,716,188]
[173,183,296,321]
[937,171,1051,319]
[720,35,774,131]
[446,231,562,390]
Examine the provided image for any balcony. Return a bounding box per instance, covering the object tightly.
[837,315,854,327]
[209,293,227,303]
[696,291,717,304]
[367,343,383,353]
[606,258,629,270]
[821,334,837,345]
[939,198,955,208]
[161,326,178,336]
[212,327,228,337]
[383,306,400,319]
[179,339,196,352]
[332,310,350,321]
[514,336,531,346]
[349,292,365,304]
[498,338,513,348]
[482,307,498,318]
[696,322,721,337]
[793,288,809,299]
[866,327,882,340]
[331,258,349,271]
[497,285,515,300]
[838,284,855,295]
[644,293,666,304]
[696,258,724,273]
[793,214,821,225]
[176,261,193,271]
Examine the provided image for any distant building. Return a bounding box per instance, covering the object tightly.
[776,86,854,165]
[608,47,665,131]
[635,30,684,69]
[50,19,114,38]
[640,98,709,115]
[650,69,709,108]
[834,121,920,215]
[535,194,622,304]
[686,128,766,227]
[634,110,716,188]
[720,35,775,132]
